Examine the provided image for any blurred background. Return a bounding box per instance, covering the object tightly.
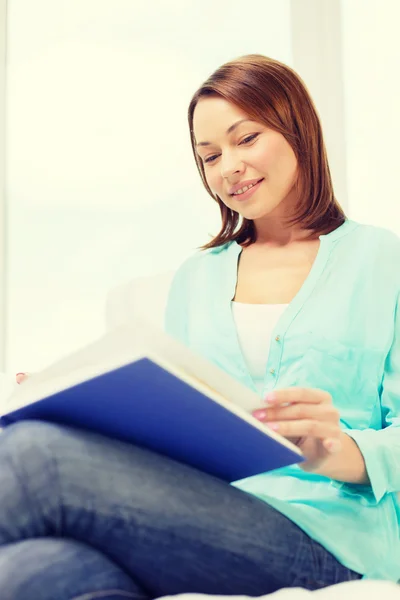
[0,0,399,373]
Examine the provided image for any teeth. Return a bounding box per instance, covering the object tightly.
[233,182,257,195]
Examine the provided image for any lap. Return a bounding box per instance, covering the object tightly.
[0,421,360,595]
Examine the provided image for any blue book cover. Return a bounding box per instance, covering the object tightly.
[0,321,303,482]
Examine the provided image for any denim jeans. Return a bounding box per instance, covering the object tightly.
[0,421,361,600]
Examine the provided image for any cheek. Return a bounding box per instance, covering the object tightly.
[266,145,298,186]
[205,169,222,194]
[282,153,298,185]
[251,144,276,175]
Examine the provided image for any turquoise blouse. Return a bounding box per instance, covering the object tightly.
[164,219,400,581]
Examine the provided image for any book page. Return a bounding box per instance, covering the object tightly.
[3,326,147,409]
[7,317,264,412]
[4,317,260,414]
[3,316,301,455]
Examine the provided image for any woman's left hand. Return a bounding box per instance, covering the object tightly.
[252,387,343,471]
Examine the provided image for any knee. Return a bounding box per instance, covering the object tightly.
[0,539,138,599]
[0,421,70,468]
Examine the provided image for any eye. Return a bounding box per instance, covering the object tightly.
[203,154,219,164]
[201,133,259,164]
[240,133,259,145]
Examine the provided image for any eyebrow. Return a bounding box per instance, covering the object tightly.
[195,119,256,147]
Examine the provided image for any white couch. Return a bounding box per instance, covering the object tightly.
[163,582,399,599]
[105,271,175,332]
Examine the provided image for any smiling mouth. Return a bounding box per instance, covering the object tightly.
[230,178,264,197]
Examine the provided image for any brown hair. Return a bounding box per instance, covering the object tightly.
[188,54,346,250]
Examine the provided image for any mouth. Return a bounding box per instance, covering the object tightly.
[230,178,264,200]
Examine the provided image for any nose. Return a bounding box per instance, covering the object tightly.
[220,152,245,180]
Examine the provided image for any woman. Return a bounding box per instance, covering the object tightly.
[1,54,399,599]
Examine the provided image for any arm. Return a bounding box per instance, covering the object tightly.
[255,295,400,500]
[319,293,400,502]
[255,379,399,501]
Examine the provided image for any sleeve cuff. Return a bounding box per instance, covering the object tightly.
[330,430,388,505]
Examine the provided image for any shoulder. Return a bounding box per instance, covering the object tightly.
[346,220,400,288]
[169,242,235,290]
[344,220,400,262]
[349,220,400,250]
[165,242,233,340]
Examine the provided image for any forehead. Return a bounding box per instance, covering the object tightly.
[192,97,251,140]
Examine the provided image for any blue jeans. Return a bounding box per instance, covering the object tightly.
[0,421,361,599]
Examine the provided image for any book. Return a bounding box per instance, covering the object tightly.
[0,318,303,481]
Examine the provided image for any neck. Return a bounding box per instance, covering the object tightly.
[250,188,313,247]
[253,218,313,247]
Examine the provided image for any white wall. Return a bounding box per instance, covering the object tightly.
[0,0,6,371]
[5,0,293,372]
[7,0,380,375]
[341,0,400,232]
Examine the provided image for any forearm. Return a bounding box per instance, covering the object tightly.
[313,432,369,484]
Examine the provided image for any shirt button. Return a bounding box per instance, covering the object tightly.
[275,335,280,342]
[270,368,276,375]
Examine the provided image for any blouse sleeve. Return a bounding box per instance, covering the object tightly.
[336,292,400,504]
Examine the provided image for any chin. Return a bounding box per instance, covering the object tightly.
[237,206,275,221]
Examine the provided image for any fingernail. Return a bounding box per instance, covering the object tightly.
[264,392,276,404]
[266,422,279,431]
[252,410,266,420]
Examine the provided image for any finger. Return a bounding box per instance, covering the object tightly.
[255,403,339,423]
[263,419,341,440]
[264,387,331,406]
[16,372,29,384]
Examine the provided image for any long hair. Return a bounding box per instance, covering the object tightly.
[188,54,346,249]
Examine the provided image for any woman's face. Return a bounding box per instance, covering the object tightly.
[193,97,298,222]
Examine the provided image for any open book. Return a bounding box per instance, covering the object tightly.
[1,318,303,481]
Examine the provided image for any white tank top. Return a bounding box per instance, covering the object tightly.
[231,301,288,395]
